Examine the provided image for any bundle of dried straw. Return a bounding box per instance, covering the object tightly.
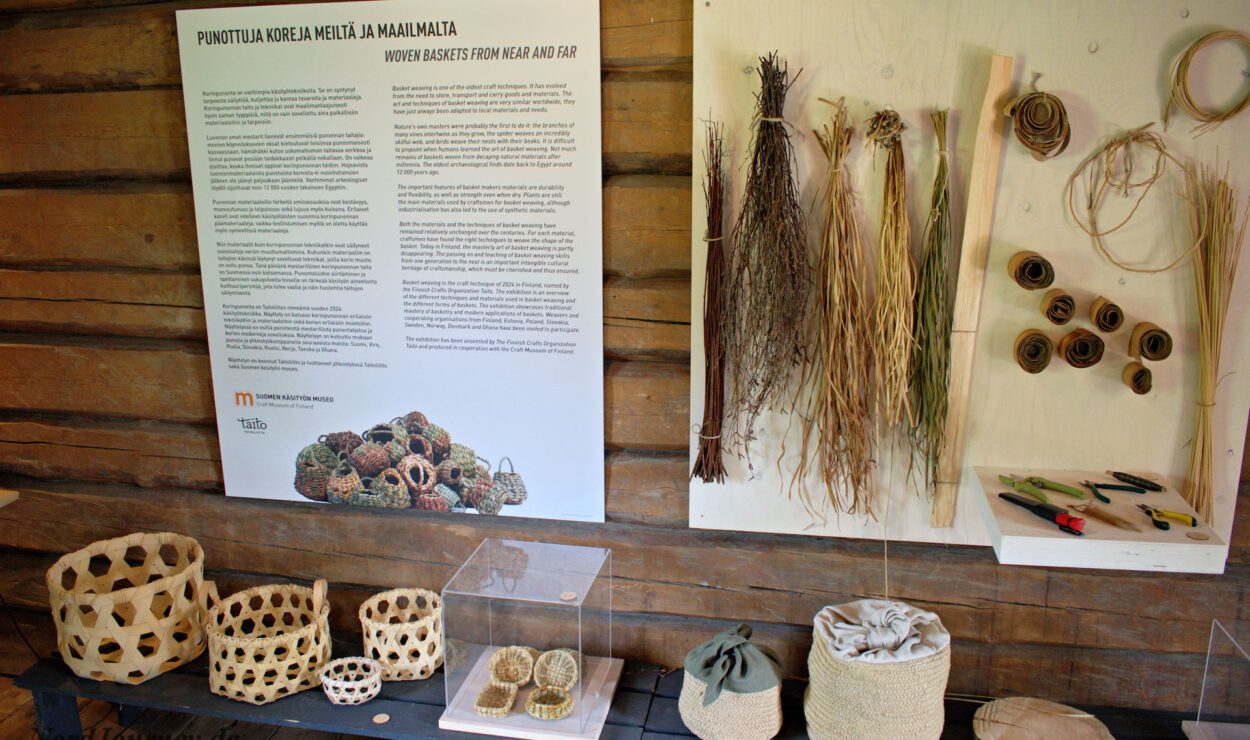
[692,123,728,484]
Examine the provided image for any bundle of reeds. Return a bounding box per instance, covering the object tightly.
[789,98,876,518]
[908,111,953,496]
[867,109,915,430]
[723,52,808,459]
[692,122,728,484]
[1183,163,1247,523]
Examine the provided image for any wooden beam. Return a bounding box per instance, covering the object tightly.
[931,54,1014,527]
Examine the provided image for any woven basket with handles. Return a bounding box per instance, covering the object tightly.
[204,578,331,705]
[492,456,528,505]
[359,588,444,680]
[46,531,209,685]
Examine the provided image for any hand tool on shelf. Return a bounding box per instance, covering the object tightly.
[1107,470,1165,492]
[1083,479,1147,495]
[1024,476,1086,499]
[1071,502,1142,532]
[1080,480,1112,503]
[1136,504,1197,530]
[999,492,1085,535]
[998,474,1048,503]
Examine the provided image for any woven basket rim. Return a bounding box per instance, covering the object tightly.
[358,587,441,628]
[205,582,329,649]
[45,531,205,607]
[534,650,578,691]
[320,656,381,689]
[525,685,573,719]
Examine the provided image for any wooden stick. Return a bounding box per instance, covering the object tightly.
[931,54,1015,528]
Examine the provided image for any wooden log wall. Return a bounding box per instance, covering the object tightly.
[0,0,1248,716]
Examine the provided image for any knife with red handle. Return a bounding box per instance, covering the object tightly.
[999,492,1085,536]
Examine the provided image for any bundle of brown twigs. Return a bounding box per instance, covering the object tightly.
[788,98,876,519]
[908,111,953,496]
[1183,163,1247,523]
[867,109,914,430]
[691,122,728,484]
[723,52,808,459]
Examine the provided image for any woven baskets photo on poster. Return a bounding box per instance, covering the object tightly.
[350,469,412,508]
[396,454,436,495]
[46,531,208,685]
[493,456,528,505]
[205,578,331,705]
[319,431,363,456]
[678,672,781,740]
[296,442,339,469]
[320,657,382,706]
[294,458,333,501]
[359,588,444,680]
[326,464,364,504]
[804,630,950,740]
[348,441,390,478]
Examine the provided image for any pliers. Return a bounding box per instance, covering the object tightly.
[1079,480,1146,503]
[998,475,1048,503]
[1136,504,1198,530]
[1025,476,1086,500]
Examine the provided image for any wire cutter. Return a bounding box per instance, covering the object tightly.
[1136,504,1197,530]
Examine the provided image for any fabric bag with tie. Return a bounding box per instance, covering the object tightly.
[677,623,783,740]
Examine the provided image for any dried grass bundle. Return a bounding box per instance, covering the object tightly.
[1183,163,1247,523]
[723,53,808,458]
[908,111,953,496]
[692,122,728,483]
[788,98,877,519]
[867,110,915,430]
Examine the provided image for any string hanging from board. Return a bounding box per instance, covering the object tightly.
[722,52,808,464]
[1182,161,1248,524]
[1013,329,1053,374]
[787,97,877,519]
[1164,30,1250,135]
[908,110,954,496]
[691,122,728,484]
[1040,288,1075,325]
[1004,74,1071,160]
[867,109,914,431]
[1065,124,1201,273]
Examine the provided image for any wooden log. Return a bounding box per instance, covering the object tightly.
[1,176,691,276]
[0,80,692,182]
[605,450,688,527]
[0,0,691,92]
[0,341,688,447]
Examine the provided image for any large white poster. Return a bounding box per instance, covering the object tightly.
[177,0,604,521]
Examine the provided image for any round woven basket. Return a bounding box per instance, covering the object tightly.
[678,672,781,740]
[205,579,332,705]
[320,657,382,706]
[46,532,208,685]
[359,588,443,681]
[489,645,534,687]
[526,686,574,721]
[474,681,517,718]
[804,631,950,740]
[534,649,579,691]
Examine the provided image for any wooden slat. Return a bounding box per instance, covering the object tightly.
[0,176,690,275]
[0,80,691,181]
[0,0,691,92]
[0,343,687,447]
[605,450,687,527]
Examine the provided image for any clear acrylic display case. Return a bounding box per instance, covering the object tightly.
[1182,619,1250,740]
[438,538,618,739]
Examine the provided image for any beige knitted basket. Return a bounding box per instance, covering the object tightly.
[473,681,517,718]
[359,587,443,681]
[320,657,382,706]
[488,645,534,686]
[534,649,579,691]
[525,686,574,721]
[804,632,950,740]
[678,672,781,740]
[205,579,332,705]
[46,532,208,685]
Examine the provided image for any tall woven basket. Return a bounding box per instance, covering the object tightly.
[678,674,781,740]
[359,587,443,680]
[804,632,950,740]
[46,532,208,685]
[205,579,331,705]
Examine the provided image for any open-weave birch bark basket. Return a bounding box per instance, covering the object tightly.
[359,587,443,680]
[805,600,951,740]
[46,531,209,685]
[204,578,331,705]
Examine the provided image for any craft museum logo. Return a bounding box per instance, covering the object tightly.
[232,390,334,411]
[234,390,255,406]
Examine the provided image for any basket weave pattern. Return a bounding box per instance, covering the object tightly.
[804,633,950,740]
[320,657,382,706]
[488,645,534,686]
[205,579,331,705]
[359,588,443,681]
[526,686,574,721]
[534,649,579,691]
[46,532,208,685]
[474,681,517,718]
[678,673,781,740]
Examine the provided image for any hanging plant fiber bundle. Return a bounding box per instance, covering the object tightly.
[692,122,729,484]
[723,52,808,458]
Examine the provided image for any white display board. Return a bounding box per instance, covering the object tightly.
[176,0,604,521]
[690,0,1250,548]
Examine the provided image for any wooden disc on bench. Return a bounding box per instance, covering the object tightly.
[973,697,1112,740]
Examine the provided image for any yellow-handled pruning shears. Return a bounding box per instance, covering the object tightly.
[1136,504,1197,530]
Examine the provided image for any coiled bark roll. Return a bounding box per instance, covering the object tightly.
[1005,90,1071,160]
[1014,329,1053,374]
[1007,250,1055,290]
[1058,328,1105,368]
[1123,362,1152,395]
[1089,296,1124,332]
[1129,322,1173,361]
[1040,288,1075,325]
